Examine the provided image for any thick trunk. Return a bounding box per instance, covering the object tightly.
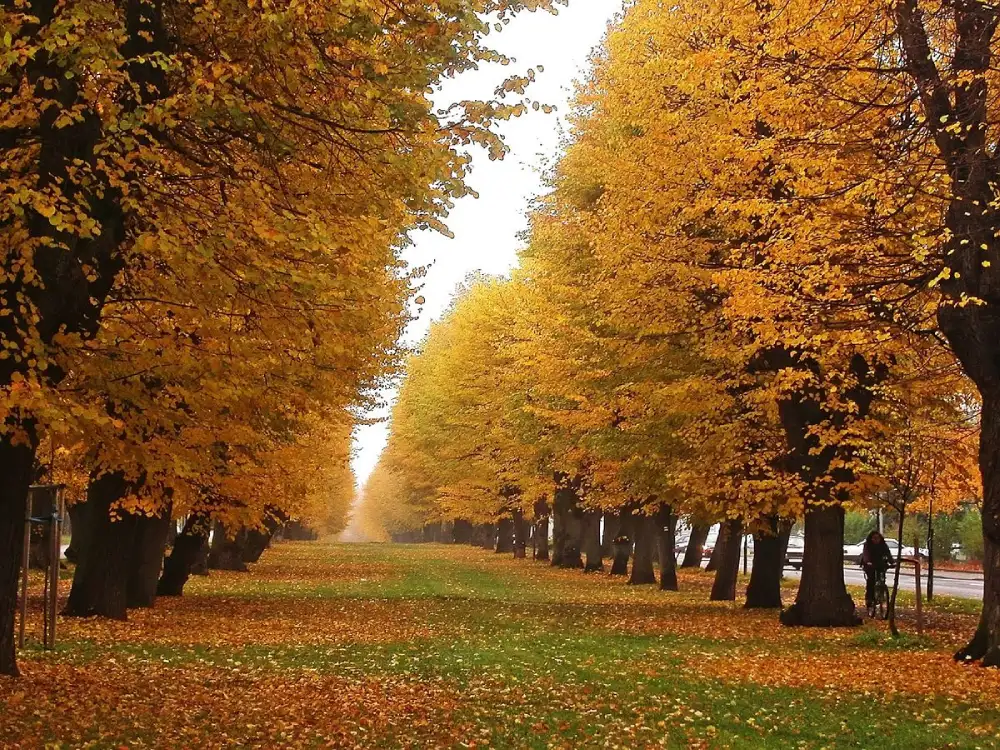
[208,522,249,571]
[64,500,92,565]
[478,524,496,550]
[705,523,727,572]
[955,396,1000,665]
[533,515,549,561]
[64,472,139,619]
[0,427,39,677]
[745,516,783,609]
[710,519,743,601]
[601,512,620,557]
[656,506,678,591]
[610,510,633,575]
[780,505,859,627]
[550,496,566,567]
[126,505,173,609]
[582,511,603,572]
[681,523,710,568]
[157,514,210,596]
[512,509,528,559]
[243,528,273,564]
[453,519,473,544]
[495,518,514,554]
[629,515,657,585]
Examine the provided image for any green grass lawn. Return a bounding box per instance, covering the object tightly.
[4,542,1000,748]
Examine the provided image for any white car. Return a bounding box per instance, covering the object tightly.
[843,542,866,562]
[885,538,928,559]
[784,535,805,570]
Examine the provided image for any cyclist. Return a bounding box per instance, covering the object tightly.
[860,530,893,617]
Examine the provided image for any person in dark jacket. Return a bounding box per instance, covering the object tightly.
[860,530,894,617]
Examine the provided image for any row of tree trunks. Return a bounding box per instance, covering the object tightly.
[681,523,710,568]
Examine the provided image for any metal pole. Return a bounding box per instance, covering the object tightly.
[47,488,62,649]
[18,490,31,649]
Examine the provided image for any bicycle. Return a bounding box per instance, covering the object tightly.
[864,566,889,620]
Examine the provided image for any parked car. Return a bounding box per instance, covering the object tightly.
[785,536,805,570]
[843,541,866,563]
[885,538,928,559]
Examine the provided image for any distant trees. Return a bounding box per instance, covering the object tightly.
[357,0,996,663]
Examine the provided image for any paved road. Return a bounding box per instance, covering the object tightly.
[783,564,984,600]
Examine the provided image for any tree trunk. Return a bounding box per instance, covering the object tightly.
[550,494,566,567]
[479,523,496,550]
[745,516,783,608]
[705,523,727,572]
[582,510,603,572]
[157,514,210,596]
[64,499,92,565]
[533,515,549,561]
[496,517,514,554]
[602,512,620,557]
[952,393,1000,665]
[778,519,793,573]
[64,472,139,619]
[512,509,528,559]
[243,527,273,564]
[610,510,633,575]
[629,515,657,585]
[710,519,743,601]
[126,505,173,609]
[780,505,859,627]
[208,522,250,571]
[453,519,473,544]
[656,506,678,591]
[560,502,584,569]
[681,522,710,568]
[0,426,39,677]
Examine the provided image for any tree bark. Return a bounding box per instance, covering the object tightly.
[495,517,514,554]
[533,516,549,561]
[512,508,528,559]
[126,505,173,609]
[453,519,473,544]
[0,426,39,676]
[610,509,633,575]
[582,510,603,572]
[705,523,727,572]
[779,505,859,627]
[602,512,620,557]
[64,499,92,565]
[157,514,210,596]
[558,485,584,569]
[745,516,783,608]
[629,515,657,585]
[478,523,496,550]
[710,519,743,601]
[208,522,250,571]
[656,506,679,591]
[64,472,139,619]
[681,522,710,568]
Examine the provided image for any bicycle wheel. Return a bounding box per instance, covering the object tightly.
[876,580,889,620]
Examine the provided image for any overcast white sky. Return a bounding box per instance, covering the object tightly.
[350,0,625,488]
